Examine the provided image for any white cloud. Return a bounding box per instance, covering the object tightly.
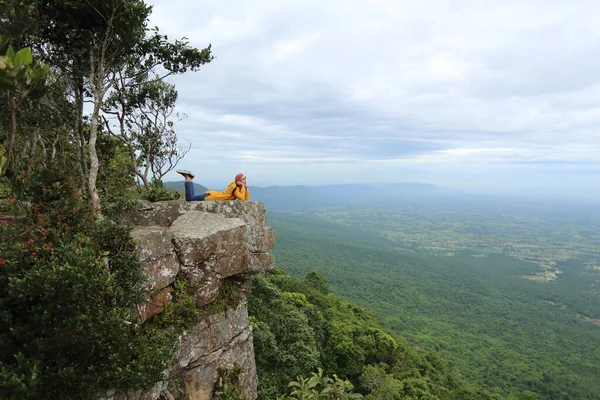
[147,0,600,194]
[267,34,321,64]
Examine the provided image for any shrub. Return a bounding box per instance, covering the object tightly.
[141,180,181,202]
[0,167,174,399]
[214,364,247,400]
[279,368,362,400]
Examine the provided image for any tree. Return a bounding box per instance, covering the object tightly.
[0,39,49,176]
[360,364,404,400]
[304,271,330,295]
[100,24,213,189]
[30,0,212,216]
[104,76,190,188]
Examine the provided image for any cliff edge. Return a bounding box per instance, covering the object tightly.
[105,200,274,400]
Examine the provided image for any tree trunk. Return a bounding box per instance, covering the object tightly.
[88,51,103,218]
[74,78,88,197]
[88,104,101,217]
[51,136,59,163]
[138,169,150,188]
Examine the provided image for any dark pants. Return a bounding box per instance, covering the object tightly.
[184,181,210,201]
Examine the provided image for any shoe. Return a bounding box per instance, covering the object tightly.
[176,169,196,179]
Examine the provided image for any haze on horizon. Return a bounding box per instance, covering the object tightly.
[149,0,600,198]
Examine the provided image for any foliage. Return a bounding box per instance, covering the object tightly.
[0,176,11,200]
[360,364,405,400]
[267,210,600,400]
[97,133,140,218]
[279,368,362,400]
[0,145,6,176]
[0,166,174,399]
[249,269,500,400]
[104,76,191,187]
[0,42,48,90]
[214,364,247,400]
[151,277,242,332]
[249,274,323,397]
[140,179,181,202]
[0,39,49,176]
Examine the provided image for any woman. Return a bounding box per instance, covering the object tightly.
[177,170,250,201]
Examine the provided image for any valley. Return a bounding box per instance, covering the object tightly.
[264,195,600,399]
[312,199,600,282]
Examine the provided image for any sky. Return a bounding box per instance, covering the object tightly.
[149,0,600,195]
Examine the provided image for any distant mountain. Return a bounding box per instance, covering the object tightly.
[250,182,443,211]
[163,180,447,211]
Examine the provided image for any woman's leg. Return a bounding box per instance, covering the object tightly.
[184,181,209,201]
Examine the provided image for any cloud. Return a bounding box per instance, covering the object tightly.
[148,0,600,194]
[267,34,321,64]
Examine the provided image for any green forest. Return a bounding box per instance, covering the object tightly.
[249,269,531,400]
[266,210,600,400]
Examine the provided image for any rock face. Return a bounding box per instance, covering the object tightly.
[106,200,274,400]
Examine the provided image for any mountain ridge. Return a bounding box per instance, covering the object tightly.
[164,180,443,211]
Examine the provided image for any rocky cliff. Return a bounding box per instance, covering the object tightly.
[105,200,274,400]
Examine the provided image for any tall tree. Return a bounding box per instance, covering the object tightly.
[28,0,212,216]
[102,25,213,188]
[103,75,190,188]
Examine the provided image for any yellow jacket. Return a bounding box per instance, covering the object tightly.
[205,182,250,201]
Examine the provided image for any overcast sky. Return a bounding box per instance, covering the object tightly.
[149,0,600,195]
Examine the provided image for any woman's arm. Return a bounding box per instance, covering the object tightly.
[234,186,249,201]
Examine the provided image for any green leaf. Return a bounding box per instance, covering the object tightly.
[15,47,33,66]
[6,45,15,60]
[307,376,320,389]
